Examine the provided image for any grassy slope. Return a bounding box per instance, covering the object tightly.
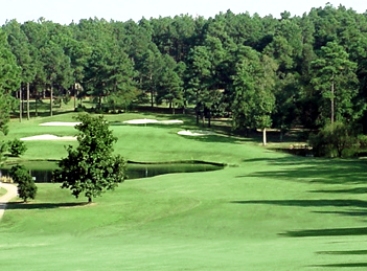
[1,113,367,270]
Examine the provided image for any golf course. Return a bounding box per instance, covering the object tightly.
[1,111,366,271]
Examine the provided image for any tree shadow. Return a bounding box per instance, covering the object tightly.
[317,250,367,255]
[279,227,367,237]
[230,199,367,208]
[240,157,367,185]
[310,188,367,194]
[313,263,367,268]
[5,201,88,210]
[230,199,367,219]
[314,209,367,217]
[179,134,254,144]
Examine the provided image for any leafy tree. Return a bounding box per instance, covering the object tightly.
[8,138,27,157]
[156,55,184,113]
[0,28,21,133]
[53,114,126,203]
[186,46,214,125]
[311,42,359,125]
[10,165,37,203]
[3,19,36,121]
[231,47,276,145]
[0,141,8,167]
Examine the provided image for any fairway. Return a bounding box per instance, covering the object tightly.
[1,113,367,270]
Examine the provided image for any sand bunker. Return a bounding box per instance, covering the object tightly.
[177,130,214,136]
[123,119,184,125]
[40,122,81,127]
[21,134,77,141]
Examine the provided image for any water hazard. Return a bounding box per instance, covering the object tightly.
[0,161,224,182]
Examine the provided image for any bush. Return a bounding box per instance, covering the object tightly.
[75,104,87,112]
[309,122,357,158]
[9,165,37,203]
[357,134,367,149]
[8,139,27,157]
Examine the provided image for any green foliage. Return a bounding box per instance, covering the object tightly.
[9,164,37,203]
[0,28,21,132]
[53,113,127,203]
[311,42,359,125]
[0,140,8,166]
[310,122,358,158]
[8,138,27,157]
[357,134,367,149]
[231,47,276,132]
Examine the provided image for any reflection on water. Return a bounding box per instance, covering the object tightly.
[0,162,223,182]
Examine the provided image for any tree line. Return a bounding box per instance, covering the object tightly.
[1,3,367,153]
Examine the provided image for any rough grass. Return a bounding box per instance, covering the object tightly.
[1,112,367,271]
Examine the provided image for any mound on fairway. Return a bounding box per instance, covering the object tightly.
[40,122,81,127]
[20,134,77,141]
[177,130,214,136]
[123,119,184,125]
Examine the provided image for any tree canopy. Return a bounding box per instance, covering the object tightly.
[53,114,126,203]
[2,4,367,136]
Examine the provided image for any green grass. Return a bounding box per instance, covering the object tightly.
[1,112,367,270]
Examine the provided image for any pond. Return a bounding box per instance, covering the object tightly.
[0,161,224,183]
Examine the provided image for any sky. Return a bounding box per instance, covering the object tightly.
[1,0,366,25]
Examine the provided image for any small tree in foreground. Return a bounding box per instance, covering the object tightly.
[53,114,126,203]
[8,138,27,157]
[10,165,37,203]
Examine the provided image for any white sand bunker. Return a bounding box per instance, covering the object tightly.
[123,119,184,125]
[40,122,81,127]
[21,134,77,141]
[177,130,214,136]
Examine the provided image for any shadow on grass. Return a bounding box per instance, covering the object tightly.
[279,227,367,237]
[6,202,88,210]
[313,263,367,268]
[179,134,253,144]
[230,199,367,208]
[314,209,367,217]
[240,156,367,185]
[310,188,367,194]
[317,250,367,255]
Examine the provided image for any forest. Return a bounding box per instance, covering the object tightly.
[1,3,367,156]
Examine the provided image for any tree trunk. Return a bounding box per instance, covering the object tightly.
[35,92,38,117]
[207,110,211,128]
[26,83,30,120]
[88,197,92,204]
[73,84,77,110]
[331,80,335,125]
[19,87,22,122]
[50,85,53,116]
[263,128,267,146]
[150,90,154,107]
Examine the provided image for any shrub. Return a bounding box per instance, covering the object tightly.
[309,122,357,158]
[9,165,37,203]
[75,104,87,112]
[357,134,367,149]
[8,139,27,157]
